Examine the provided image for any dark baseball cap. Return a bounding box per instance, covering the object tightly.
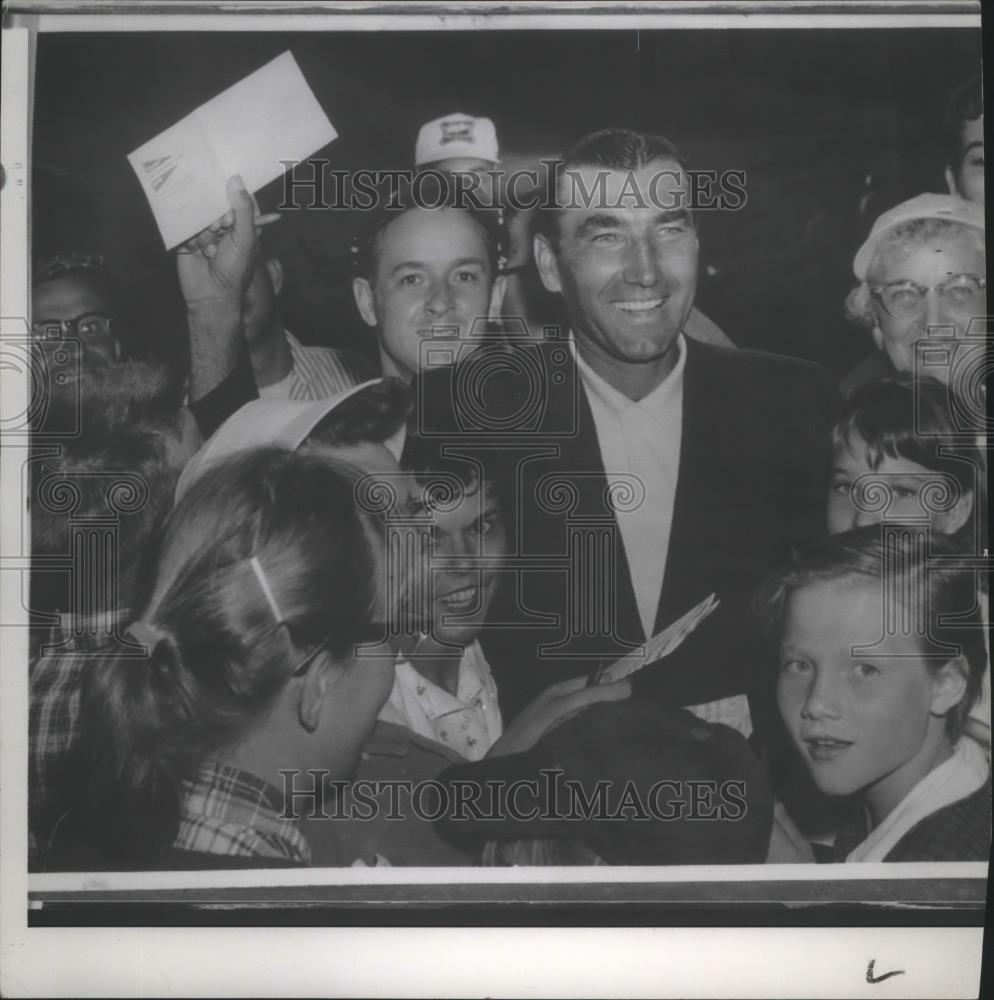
[434,701,773,865]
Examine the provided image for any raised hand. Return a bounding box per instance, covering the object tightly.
[179,176,280,403]
[177,175,272,311]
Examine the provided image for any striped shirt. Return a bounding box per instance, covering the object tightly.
[257,330,376,401]
[175,760,312,865]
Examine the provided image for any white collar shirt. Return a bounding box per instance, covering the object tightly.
[571,335,687,639]
[377,640,503,761]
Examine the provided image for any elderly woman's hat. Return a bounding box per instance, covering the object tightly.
[853,193,984,280]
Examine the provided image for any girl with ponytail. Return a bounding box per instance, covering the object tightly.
[65,447,397,869]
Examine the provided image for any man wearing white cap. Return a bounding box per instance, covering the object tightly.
[415,112,500,178]
[842,193,986,393]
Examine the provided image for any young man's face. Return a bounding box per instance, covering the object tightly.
[777,580,954,823]
[869,233,986,378]
[827,432,973,536]
[352,207,505,382]
[32,273,120,367]
[535,159,698,375]
[946,115,985,205]
[422,479,506,649]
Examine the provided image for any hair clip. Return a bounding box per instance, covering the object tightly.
[250,555,285,625]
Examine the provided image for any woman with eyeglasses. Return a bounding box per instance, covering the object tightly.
[55,447,398,870]
[841,193,985,395]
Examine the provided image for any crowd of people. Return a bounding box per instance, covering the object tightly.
[26,75,989,871]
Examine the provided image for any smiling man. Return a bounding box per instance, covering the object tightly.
[416,128,838,740]
[352,181,506,382]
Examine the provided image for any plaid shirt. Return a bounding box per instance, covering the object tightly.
[174,760,312,865]
[28,614,127,870]
[273,331,376,401]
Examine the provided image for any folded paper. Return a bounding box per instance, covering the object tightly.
[128,51,336,248]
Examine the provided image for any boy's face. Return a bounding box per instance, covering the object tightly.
[777,580,950,822]
[827,432,973,536]
[422,478,506,648]
[946,115,984,206]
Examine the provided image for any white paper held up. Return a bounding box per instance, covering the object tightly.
[127,51,336,249]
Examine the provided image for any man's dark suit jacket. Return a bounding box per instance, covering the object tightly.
[411,336,838,744]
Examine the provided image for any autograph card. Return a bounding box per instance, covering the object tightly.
[596,592,720,685]
[127,51,337,248]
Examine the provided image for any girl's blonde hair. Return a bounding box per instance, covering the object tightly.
[78,448,383,864]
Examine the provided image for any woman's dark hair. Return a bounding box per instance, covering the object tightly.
[757,526,986,740]
[942,74,983,171]
[832,374,987,553]
[76,448,383,864]
[403,431,488,495]
[307,377,411,449]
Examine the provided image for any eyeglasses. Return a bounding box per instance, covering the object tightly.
[869,274,987,319]
[31,313,114,342]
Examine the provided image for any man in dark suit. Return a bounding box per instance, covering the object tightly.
[413,128,836,743]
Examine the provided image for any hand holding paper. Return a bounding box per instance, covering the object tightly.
[177,175,260,309]
[128,51,336,249]
[593,593,721,686]
[179,175,261,403]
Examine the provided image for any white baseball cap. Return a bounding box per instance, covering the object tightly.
[415,113,499,168]
[853,193,985,280]
[175,379,405,502]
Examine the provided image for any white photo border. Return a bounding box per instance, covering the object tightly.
[1,4,988,997]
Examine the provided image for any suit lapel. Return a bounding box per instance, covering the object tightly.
[528,346,645,652]
[653,339,730,633]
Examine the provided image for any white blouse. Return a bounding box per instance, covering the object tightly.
[377,640,503,761]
